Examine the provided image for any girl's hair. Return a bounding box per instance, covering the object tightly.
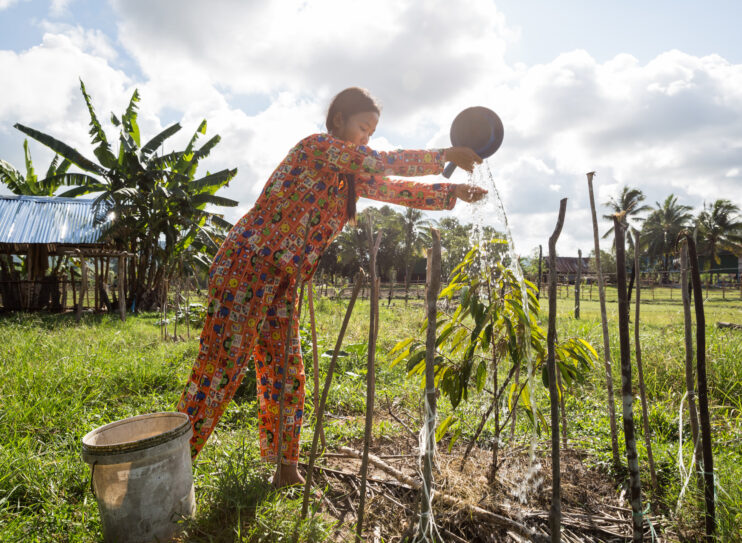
[325,87,381,223]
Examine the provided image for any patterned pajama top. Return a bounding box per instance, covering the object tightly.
[218,132,457,279]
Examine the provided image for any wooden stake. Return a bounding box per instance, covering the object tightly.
[586,172,621,469]
[417,228,441,540]
[307,281,325,448]
[357,218,382,541]
[632,230,658,497]
[680,244,702,479]
[301,270,365,518]
[613,216,643,542]
[682,233,716,540]
[547,198,567,543]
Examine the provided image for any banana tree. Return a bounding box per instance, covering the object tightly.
[14,80,238,310]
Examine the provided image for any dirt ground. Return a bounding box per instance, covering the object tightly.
[298,426,676,543]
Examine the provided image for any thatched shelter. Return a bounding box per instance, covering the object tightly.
[0,195,127,319]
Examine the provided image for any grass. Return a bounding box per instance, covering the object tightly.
[0,287,740,541]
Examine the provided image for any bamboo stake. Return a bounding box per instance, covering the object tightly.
[586,172,620,469]
[632,230,657,496]
[301,270,365,518]
[680,244,702,476]
[547,198,567,543]
[682,233,716,540]
[307,281,325,448]
[356,219,382,541]
[613,216,642,543]
[417,228,441,541]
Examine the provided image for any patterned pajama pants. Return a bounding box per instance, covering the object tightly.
[177,251,305,464]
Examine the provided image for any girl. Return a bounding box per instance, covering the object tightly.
[178,87,487,487]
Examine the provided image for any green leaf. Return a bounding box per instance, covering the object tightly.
[436,414,456,442]
[390,337,413,356]
[14,124,105,175]
[405,349,426,373]
[191,193,239,208]
[141,123,182,157]
[475,360,487,393]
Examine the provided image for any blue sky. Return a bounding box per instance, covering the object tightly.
[1,0,741,255]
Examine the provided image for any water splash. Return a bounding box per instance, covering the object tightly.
[466,161,540,499]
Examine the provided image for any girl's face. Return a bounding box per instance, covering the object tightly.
[331,110,379,146]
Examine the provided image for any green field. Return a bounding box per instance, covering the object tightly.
[0,287,740,542]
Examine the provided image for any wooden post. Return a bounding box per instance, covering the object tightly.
[575,249,582,319]
[301,270,365,518]
[614,217,643,542]
[118,255,126,322]
[94,257,99,312]
[307,281,325,448]
[680,244,702,476]
[632,230,658,496]
[77,253,87,323]
[356,217,382,541]
[70,268,77,316]
[417,229,441,541]
[587,172,621,469]
[683,233,716,540]
[547,198,567,543]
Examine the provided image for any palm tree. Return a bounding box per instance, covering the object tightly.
[14,80,238,310]
[602,186,651,245]
[695,199,742,269]
[642,194,693,280]
[401,207,434,303]
[602,186,651,300]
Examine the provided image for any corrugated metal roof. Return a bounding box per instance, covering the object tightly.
[0,195,112,245]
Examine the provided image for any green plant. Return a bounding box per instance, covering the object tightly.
[14,80,238,310]
[391,242,597,458]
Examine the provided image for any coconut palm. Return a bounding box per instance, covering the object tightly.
[695,199,742,267]
[642,194,693,277]
[14,80,238,310]
[602,186,651,245]
[401,207,435,303]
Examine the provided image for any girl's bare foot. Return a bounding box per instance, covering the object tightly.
[272,463,305,488]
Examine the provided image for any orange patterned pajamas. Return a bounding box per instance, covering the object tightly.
[178,133,457,462]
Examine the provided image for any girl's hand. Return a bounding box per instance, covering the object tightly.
[443,146,483,173]
[453,184,488,203]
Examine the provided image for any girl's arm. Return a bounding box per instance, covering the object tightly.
[355,174,457,210]
[298,133,445,177]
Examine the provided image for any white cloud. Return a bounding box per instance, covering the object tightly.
[49,0,73,17]
[0,0,24,10]
[2,2,742,258]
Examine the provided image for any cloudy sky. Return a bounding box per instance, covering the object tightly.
[1,0,741,257]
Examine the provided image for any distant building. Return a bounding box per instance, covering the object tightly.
[0,195,124,313]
